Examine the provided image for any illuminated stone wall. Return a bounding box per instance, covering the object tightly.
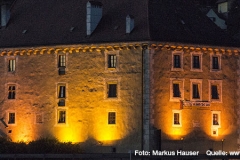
[0,44,143,153]
[151,45,239,153]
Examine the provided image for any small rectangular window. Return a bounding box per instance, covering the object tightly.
[173,83,180,97]
[211,85,219,99]
[8,59,16,72]
[193,56,200,69]
[213,113,219,126]
[108,112,116,124]
[173,55,181,68]
[192,84,200,99]
[8,113,15,124]
[174,113,180,125]
[8,85,16,99]
[212,57,219,69]
[58,85,66,98]
[108,84,117,98]
[58,110,66,123]
[108,55,116,68]
[58,55,66,67]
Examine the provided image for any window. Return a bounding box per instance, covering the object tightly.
[36,114,43,123]
[210,55,221,71]
[173,84,180,97]
[105,51,119,72]
[58,55,66,67]
[212,57,219,69]
[193,56,200,68]
[58,110,66,123]
[211,85,219,99]
[8,85,15,99]
[174,113,180,125]
[211,111,221,128]
[8,59,15,72]
[170,78,184,102]
[213,114,219,125]
[108,83,117,98]
[8,113,15,124]
[171,52,183,71]
[209,80,222,102]
[58,85,66,98]
[108,112,116,124]
[108,55,116,68]
[192,84,200,99]
[190,79,202,101]
[191,52,202,72]
[172,110,182,127]
[57,84,66,106]
[174,55,181,68]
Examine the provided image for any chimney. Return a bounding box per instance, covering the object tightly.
[1,4,10,27]
[126,15,134,34]
[86,1,103,36]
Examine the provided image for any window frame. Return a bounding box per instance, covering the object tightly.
[171,51,184,71]
[58,54,66,68]
[210,54,221,72]
[108,112,116,125]
[7,84,16,100]
[8,59,16,72]
[190,52,203,72]
[170,78,184,102]
[6,111,16,125]
[211,111,221,129]
[190,79,202,101]
[208,80,222,103]
[105,78,120,100]
[172,110,182,127]
[105,50,119,72]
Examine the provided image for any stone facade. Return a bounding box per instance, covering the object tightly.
[151,44,239,153]
[0,44,143,153]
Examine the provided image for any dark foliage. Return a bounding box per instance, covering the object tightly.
[0,137,84,154]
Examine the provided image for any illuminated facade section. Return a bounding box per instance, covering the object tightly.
[0,44,143,153]
[151,45,239,152]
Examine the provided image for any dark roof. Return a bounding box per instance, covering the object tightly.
[0,0,238,48]
[216,0,227,4]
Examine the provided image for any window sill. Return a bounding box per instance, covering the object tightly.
[190,69,203,72]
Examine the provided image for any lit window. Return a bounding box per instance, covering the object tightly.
[170,78,184,102]
[108,112,116,124]
[58,110,66,123]
[209,80,222,102]
[172,110,182,127]
[8,59,15,72]
[108,83,117,98]
[8,85,15,99]
[58,55,66,67]
[108,55,116,68]
[8,113,15,124]
[190,79,202,101]
[171,52,183,71]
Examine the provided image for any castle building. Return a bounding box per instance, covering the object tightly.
[0,0,239,153]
